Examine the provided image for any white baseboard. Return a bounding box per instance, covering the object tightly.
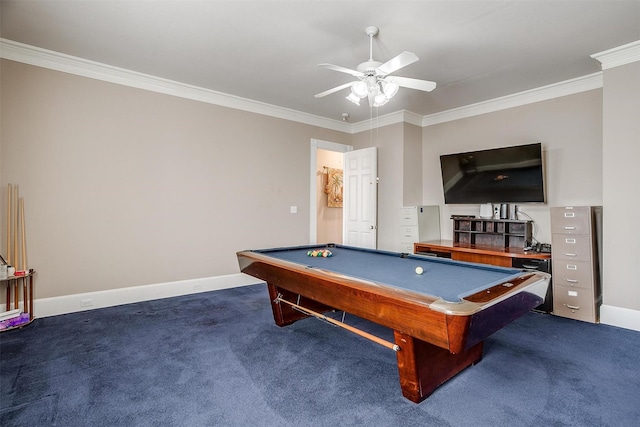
[600,305,640,332]
[28,273,265,318]
[9,276,640,333]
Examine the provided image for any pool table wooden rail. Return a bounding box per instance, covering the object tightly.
[239,251,455,350]
[238,250,548,351]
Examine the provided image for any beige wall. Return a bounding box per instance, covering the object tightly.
[422,89,604,245]
[601,61,640,312]
[0,60,350,298]
[2,55,638,326]
[402,123,423,208]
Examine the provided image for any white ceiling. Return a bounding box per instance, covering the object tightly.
[1,1,639,124]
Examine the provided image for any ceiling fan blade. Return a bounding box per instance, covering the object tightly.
[314,82,355,98]
[392,76,437,92]
[318,63,364,77]
[376,51,419,76]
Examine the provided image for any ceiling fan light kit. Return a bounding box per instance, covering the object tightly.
[316,26,436,108]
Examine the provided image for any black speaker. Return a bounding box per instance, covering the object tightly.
[499,203,509,219]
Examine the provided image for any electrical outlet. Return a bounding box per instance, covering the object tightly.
[80,299,93,308]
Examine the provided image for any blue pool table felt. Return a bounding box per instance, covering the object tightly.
[261,246,523,303]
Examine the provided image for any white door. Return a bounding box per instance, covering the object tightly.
[343,147,378,248]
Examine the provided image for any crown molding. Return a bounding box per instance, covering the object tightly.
[0,38,351,133]
[421,72,603,126]
[591,40,640,70]
[0,38,612,133]
[349,109,423,134]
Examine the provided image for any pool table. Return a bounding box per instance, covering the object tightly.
[237,244,550,403]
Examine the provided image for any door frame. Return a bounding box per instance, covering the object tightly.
[309,139,352,244]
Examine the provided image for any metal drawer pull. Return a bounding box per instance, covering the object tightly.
[565,278,578,283]
[564,226,576,230]
[564,212,575,218]
[566,265,577,270]
[565,304,580,310]
[564,253,577,257]
[565,238,576,244]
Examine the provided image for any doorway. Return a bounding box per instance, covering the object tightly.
[309,139,352,244]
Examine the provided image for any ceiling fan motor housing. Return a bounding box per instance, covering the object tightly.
[357,61,383,75]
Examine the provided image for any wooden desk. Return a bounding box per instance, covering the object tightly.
[414,241,552,313]
[414,240,550,267]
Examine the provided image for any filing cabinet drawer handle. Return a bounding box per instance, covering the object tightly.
[565,304,580,310]
[565,238,576,244]
[564,278,578,283]
[566,265,577,270]
[564,253,577,257]
[564,226,576,230]
[564,212,575,218]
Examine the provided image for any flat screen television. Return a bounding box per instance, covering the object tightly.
[440,143,545,204]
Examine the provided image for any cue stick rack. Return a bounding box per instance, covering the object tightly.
[1,183,35,331]
[274,294,400,352]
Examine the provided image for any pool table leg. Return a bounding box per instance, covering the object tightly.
[394,331,484,403]
[266,283,335,327]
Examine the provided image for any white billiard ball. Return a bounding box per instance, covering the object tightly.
[415,266,424,275]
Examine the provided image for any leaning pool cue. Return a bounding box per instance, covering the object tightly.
[20,197,27,271]
[275,296,400,352]
[13,185,18,268]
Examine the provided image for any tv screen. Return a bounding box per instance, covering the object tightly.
[440,143,545,204]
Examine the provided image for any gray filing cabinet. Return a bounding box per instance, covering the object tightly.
[551,206,602,323]
[399,206,440,253]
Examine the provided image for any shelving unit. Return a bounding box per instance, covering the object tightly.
[416,218,548,313]
[453,218,532,249]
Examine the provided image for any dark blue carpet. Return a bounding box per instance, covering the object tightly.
[1,284,639,426]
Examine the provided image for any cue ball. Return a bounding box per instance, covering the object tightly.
[415,266,424,275]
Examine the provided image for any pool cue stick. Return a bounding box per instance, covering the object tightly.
[20,197,27,271]
[275,296,400,352]
[5,184,11,264]
[12,185,18,269]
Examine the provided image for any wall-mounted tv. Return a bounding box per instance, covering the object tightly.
[440,143,545,204]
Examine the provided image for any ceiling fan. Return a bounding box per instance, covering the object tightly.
[315,26,436,108]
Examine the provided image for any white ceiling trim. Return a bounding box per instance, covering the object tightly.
[0,38,351,133]
[350,110,423,134]
[421,72,603,127]
[0,38,609,133]
[591,40,640,70]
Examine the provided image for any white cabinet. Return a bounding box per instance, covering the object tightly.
[399,206,440,253]
[551,206,602,323]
